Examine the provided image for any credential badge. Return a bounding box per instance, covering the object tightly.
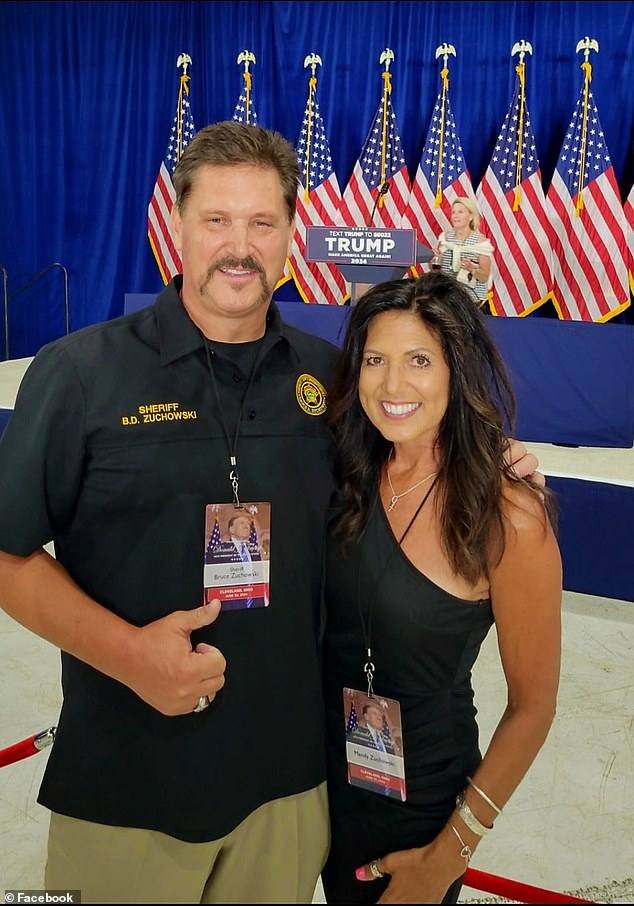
[295,373,327,416]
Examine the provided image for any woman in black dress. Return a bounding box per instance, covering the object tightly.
[322,272,561,903]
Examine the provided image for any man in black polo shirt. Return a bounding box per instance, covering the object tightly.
[0,122,337,903]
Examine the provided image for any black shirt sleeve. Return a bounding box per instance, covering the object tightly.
[0,343,87,554]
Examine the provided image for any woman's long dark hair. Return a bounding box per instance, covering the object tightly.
[328,272,556,583]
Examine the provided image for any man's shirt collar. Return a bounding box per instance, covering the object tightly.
[155,276,301,368]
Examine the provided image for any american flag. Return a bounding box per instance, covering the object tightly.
[345,698,359,734]
[546,64,629,321]
[288,65,348,306]
[403,68,474,273]
[381,712,394,748]
[339,63,411,230]
[148,58,196,284]
[205,517,222,561]
[476,56,553,316]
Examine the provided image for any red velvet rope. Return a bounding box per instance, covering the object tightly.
[465,867,595,903]
[0,735,39,768]
[0,727,56,768]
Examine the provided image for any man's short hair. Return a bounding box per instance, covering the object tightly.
[228,513,251,533]
[173,120,300,223]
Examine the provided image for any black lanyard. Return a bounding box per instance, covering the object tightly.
[357,476,438,696]
[203,335,265,507]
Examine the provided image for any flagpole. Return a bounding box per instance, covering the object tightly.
[175,53,192,160]
[379,48,394,210]
[574,37,599,215]
[303,54,323,203]
[510,40,532,211]
[513,62,525,210]
[237,51,256,125]
[434,43,456,207]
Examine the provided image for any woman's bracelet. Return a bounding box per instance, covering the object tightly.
[449,822,473,867]
[456,792,493,836]
[466,776,504,815]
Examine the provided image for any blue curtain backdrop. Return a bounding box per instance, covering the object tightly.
[2,0,634,356]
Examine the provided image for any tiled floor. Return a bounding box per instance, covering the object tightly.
[1,357,633,904]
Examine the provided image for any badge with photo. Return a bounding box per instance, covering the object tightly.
[343,687,406,800]
[203,502,271,610]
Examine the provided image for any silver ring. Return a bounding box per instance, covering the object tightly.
[193,695,210,713]
[369,860,384,879]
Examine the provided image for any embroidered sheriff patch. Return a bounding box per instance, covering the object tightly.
[295,373,327,416]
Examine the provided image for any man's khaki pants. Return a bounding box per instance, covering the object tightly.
[45,783,329,904]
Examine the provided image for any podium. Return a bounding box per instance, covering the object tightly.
[306,226,432,304]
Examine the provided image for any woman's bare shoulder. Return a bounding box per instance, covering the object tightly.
[500,478,549,535]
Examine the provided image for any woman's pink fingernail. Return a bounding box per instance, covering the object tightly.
[355,867,365,881]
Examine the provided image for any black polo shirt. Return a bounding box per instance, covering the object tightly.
[0,278,339,842]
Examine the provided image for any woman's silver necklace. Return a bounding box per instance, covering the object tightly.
[386,451,436,512]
